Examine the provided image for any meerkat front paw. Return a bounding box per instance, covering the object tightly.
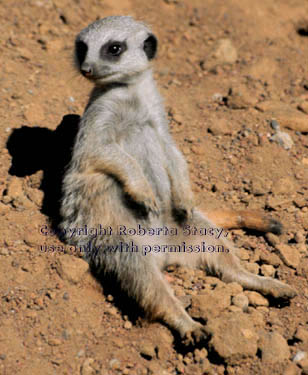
[142,194,160,216]
[172,198,195,222]
[129,188,160,217]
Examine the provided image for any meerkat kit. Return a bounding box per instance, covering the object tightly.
[60,16,296,344]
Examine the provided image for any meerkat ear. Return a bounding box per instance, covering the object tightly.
[143,34,157,60]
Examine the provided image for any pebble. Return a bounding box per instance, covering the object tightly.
[208,118,231,135]
[294,231,305,244]
[276,244,301,269]
[232,293,249,311]
[244,291,269,307]
[295,328,308,343]
[245,262,259,275]
[56,255,89,284]
[270,120,280,130]
[293,351,307,362]
[260,264,275,277]
[80,358,96,375]
[206,311,259,364]
[109,358,121,370]
[123,321,132,330]
[77,349,85,358]
[139,341,156,359]
[226,84,257,109]
[63,292,69,300]
[259,332,290,363]
[212,38,238,64]
[265,233,280,247]
[270,130,294,150]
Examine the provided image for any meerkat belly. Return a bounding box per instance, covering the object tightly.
[123,124,171,205]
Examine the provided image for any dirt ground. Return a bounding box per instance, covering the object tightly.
[0,0,307,374]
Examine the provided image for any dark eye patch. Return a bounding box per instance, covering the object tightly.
[100,40,127,61]
[143,34,157,60]
[75,40,88,66]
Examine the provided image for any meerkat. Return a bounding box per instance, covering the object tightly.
[60,16,296,344]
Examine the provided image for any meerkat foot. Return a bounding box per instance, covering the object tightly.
[182,322,208,346]
[260,278,297,299]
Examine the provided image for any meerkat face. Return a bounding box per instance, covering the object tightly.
[75,16,157,85]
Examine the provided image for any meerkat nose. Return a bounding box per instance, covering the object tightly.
[81,63,93,77]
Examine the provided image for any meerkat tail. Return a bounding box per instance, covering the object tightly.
[205,209,283,234]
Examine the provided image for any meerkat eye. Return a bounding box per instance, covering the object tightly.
[101,41,127,60]
[107,43,123,56]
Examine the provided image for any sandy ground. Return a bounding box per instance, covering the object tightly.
[0,0,307,374]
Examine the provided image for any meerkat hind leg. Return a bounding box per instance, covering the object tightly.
[200,249,296,298]
[165,210,296,299]
[130,260,207,344]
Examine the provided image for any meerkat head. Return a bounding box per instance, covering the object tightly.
[75,16,157,86]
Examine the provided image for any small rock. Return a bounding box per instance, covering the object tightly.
[48,338,62,346]
[24,105,45,125]
[123,321,132,330]
[244,291,269,307]
[109,358,120,371]
[202,38,237,70]
[212,38,238,64]
[260,264,275,277]
[147,361,165,374]
[232,293,249,311]
[298,101,308,114]
[17,46,32,60]
[270,130,294,150]
[28,171,43,188]
[56,255,89,284]
[77,350,85,358]
[0,248,9,256]
[63,292,69,300]
[3,177,34,209]
[24,232,40,248]
[208,118,231,135]
[189,288,231,320]
[191,144,205,155]
[217,282,243,296]
[295,328,308,343]
[206,311,259,364]
[276,244,301,269]
[251,177,272,196]
[25,188,44,207]
[284,362,302,375]
[156,329,174,360]
[265,232,280,247]
[259,332,290,363]
[293,351,307,362]
[194,348,208,362]
[246,57,277,83]
[245,262,260,275]
[294,231,306,244]
[298,358,308,374]
[227,85,257,109]
[270,120,280,130]
[140,341,157,359]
